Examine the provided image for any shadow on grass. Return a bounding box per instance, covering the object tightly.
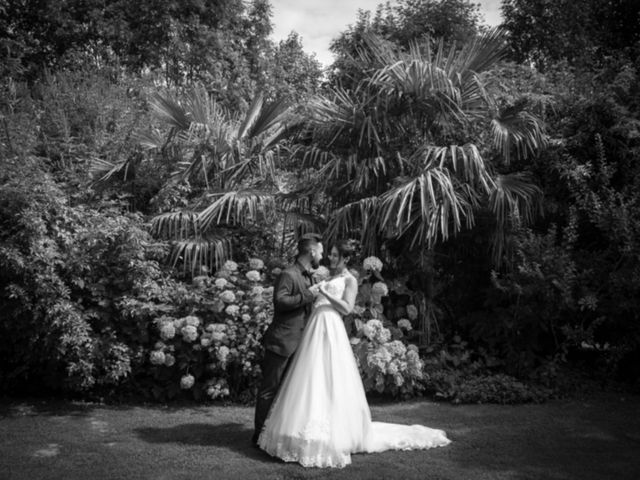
[135,422,280,463]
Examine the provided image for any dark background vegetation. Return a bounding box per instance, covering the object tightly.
[1,0,639,404]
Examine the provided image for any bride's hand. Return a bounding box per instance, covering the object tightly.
[318,281,330,297]
[309,281,326,296]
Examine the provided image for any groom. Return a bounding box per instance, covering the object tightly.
[252,234,323,446]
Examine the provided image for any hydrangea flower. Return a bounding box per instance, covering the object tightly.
[251,285,264,296]
[214,278,228,289]
[184,315,200,327]
[365,319,383,330]
[387,361,399,376]
[217,345,230,363]
[150,351,165,365]
[245,270,261,282]
[219,290,236,304]
[181,325,198,342]
[154,341,166,350]
[159,322,176,340]
[180,374,195,389]
[397,318,413,331]
[172,318,185,329]
[255,311,268,322]
[271,267,282,276]
[406,304,418,320]
[225,305,240,317]
[241,313,251,323]
[210,331,226,342]
[164,353,175,367]
[200,337,211,347]
[386,340,407,357]
[376,327,392,344]
[222,260,238,272]
[312,266,331,282]
[371,282,389,297]
[249,258,264,270]
[363,256,383,272]
[361,324,374,339]
[368,346,392,369]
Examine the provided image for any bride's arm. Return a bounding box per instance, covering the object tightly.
[318,275,357,316]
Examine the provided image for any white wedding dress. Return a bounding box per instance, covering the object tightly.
[257,275,451,468]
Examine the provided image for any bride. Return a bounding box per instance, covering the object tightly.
[257,239,451,467]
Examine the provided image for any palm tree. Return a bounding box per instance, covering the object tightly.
[133,86,297,276]
[290,29,547,344]
[295,29,545,260]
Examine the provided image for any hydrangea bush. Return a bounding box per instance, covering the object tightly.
[346,256,425,398]
[142,259,274,402]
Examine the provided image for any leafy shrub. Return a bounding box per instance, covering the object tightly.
[0,162,166,392]
[422,337,553,404]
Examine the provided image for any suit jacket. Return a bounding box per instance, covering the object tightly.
[261,261,315,357]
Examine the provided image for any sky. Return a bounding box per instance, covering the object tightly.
[269,0,503,66]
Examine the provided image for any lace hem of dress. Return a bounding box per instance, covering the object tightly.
[259,439,352,468]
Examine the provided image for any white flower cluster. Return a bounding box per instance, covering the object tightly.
[363,256,383,272]
[219,290,236,303]
[180,374,195,389]
[361,319,392,343]
[249,258,264,270]
[406,304,418,320]
[159,322,176,340]
[214,278,228,289]
[225,305,240,317]
[164,353,175,367]
[250,285,264,296]
[222,260,238,272]
[181,325,198,342]
[371,282,389,297]
[245,270,261,282]
[150,350,165,365]
[397,318,412,331]
[206,379,230,399]
[206,323,227,342]
[312,266,331,282]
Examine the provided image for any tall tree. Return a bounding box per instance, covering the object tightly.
[329,0,485,88]
[501,0,640,69]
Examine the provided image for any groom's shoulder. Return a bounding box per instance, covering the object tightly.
[281,264,300,277]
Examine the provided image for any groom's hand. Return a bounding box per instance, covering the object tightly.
[308,281,326,297]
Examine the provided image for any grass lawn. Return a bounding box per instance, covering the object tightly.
[1,392,639,480]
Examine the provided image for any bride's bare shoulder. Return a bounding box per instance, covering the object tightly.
[344,270,358,286]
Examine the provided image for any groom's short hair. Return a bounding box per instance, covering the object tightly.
[297,234,321,258]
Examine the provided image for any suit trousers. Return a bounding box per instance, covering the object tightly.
[253,349,294,442]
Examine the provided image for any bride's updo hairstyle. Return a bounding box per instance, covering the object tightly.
[335,239,357,264]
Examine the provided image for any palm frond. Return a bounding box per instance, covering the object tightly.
[89,157,134,183]
[149,91,191,131]
[198,190,276,231]
[134,128,166,150]
[418,144,496,195]
[489,172,543,263]
[491,100,547,164]
[151,210,201,240]
[324,197,381,253]
[168,235,232,277]
[378,167,475,248]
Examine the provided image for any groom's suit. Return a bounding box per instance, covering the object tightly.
[253,260,315,443]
